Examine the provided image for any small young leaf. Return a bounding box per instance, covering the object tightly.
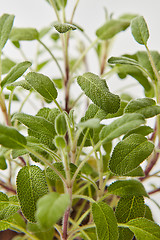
[92,201,119,240]
[78,118,101,129]
[55,113,67,135]
[10,27,39,41]
[25,72,57,102]
[0,124,26,149]
[124,218,160,240]
[108,180,148,197]
[77,72,120,113]
[36,192,70,230]
[109,134,154,175]
[54,22,76,33]
[124,98,160,118]
[16,165,48,222]
[10,80,32,90]
[0,155,7,170]
[0,14,15,50]
[54,136,66,149]
[131,16,149,45]
[100,113,145,144]
[96,19,130,40]
[2,58,16,74]
[1,61,32,88]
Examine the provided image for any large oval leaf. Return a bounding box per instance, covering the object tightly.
[131,16,149,45]
[109,134,154,175]
[77,72,120,113]
[10,27,39,41]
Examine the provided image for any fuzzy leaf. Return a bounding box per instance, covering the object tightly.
[92,201,118,240]
[54,22,76,33]
[96,19,130,40]
[77,72,120,113]
[124,218,160,240]
[123,125,153,139]
[84,104,107,121]
[0,155,7,170]
[124,98,160,118]
[27,222,54,240]
[108,56,139,66]
[0,124,26,149]
[123,166,144,177]
[117,228,134,240]
[2,58,16,74]
[10,27,39,41]
[0,14,15,50]
[109,134,154,175]
[108,180,148,197]
[36,192,70,230]
[79,118,101,129]
[55,113,67,135]
[10,80,32,90]
[16,165,48,222]
[25,72,57,102]
[1,61,31,88]
[100,113,145,144]
[131,16,149,45]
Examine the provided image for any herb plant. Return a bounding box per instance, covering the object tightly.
[0,1,160,240]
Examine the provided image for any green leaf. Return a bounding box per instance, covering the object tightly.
[123,125,153,139]
[83,104,107,121]
[96,19,130,40]
[108,56,139,66]
[36,192,70,230]
[54,22,76,33]
[0,155,7,170]
[0,14,15,50]
[13,113,56,138]
[105,101,128,119]
[54,136,66,149]
[10,27,39,41]
[2,58,16,74]
[131,16,149,45]
[79,118,101,129]
[92,201,119,240]
[123,166,144,177]
[25,72,57,102]
[123,218,160,240]
[77,72,120,113]
[27,222,54,240]
[0,124,26,149]
[1,61,31,88]
[16,165,48,222]
[55,113,67,135]
[10,79,32,90]
[108,180,148,197]
[117,227,134,240]
[0,192,9,210]
[109,134,154,175]
[124,98,160,118]
[0,221,10,231]
[144,205,154,221]
[100,113,145,144]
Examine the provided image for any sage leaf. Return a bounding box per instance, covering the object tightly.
[10,79,32,90]
[0,221,10,231]
[27,222,54,240]
[123,125,153,139]
[84,104,107,121]
[2,58,16,74]
[54,22,76,33]
[92,201,119,240]
[117,228,134,240]
[55,113,67,135]
[131,16,149,45]
[10,27,39,41]
[123,166,144,177]
[0,124,26,149]
[0,194,20,220]
[100,113,145,144]
[1,61,31,88]
[96,19,130,40]
[78,118,101,129]
[25,72,57,102]
[16,165,48,222]
[108,180,148,197]
[108,56,139,66]
[124,98,160,118]
[144,205,154,221]
[124,218,160,240]
[13,113,56,138]
[109,134,154,175]
[77,72,120,113]
[0,14,15,50]
[36,192,70,230]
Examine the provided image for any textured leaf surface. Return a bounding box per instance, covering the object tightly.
[25,72,57,102]
[27,222,54,240]
[124,98,160,118]
[123,125,153,139]
[124,218,160,240]
[108,56,139,66]
[108,180,148,197]
[36,192,70,230]
[16,165,48,222]
[84,104,107,121]
[55,113,67,135]
[2,58,16,74]
[10,27,39,41]
[54,22,76,33]
[0,155,7,170]
[100,113,145,143]
[92,202,118,240]
[96,19,130,40]
[109,134,154,175]
[77,72,120,113]
[0,14,15,50]
[131,16,149,45]
[1,61,31,88]
[117,227,134,240]
[0,124,26,149]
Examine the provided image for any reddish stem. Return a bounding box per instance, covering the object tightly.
[0,180,16,194]
[148,188,160,195]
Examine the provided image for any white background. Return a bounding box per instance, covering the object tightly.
[0,0,160,224]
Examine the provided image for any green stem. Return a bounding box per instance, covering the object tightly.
[72,194,95,203]
[48,0,61,21]
[70,0,80,23]
[97,150,104,199]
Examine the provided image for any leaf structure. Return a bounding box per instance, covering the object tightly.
[108,56,139,66]
[1,61,31,88]
[92,201,119,240]
[54,22,76,33]
[123,125,153,139]
[77,72,120,113]
[108,179,148,197]
[36,192,70,230]
[16,165,48,222]
[10,27,39,41]
[100,113,145,143]
[131,16,149,45]
[109,134,154,175]
[25,72,57,102]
